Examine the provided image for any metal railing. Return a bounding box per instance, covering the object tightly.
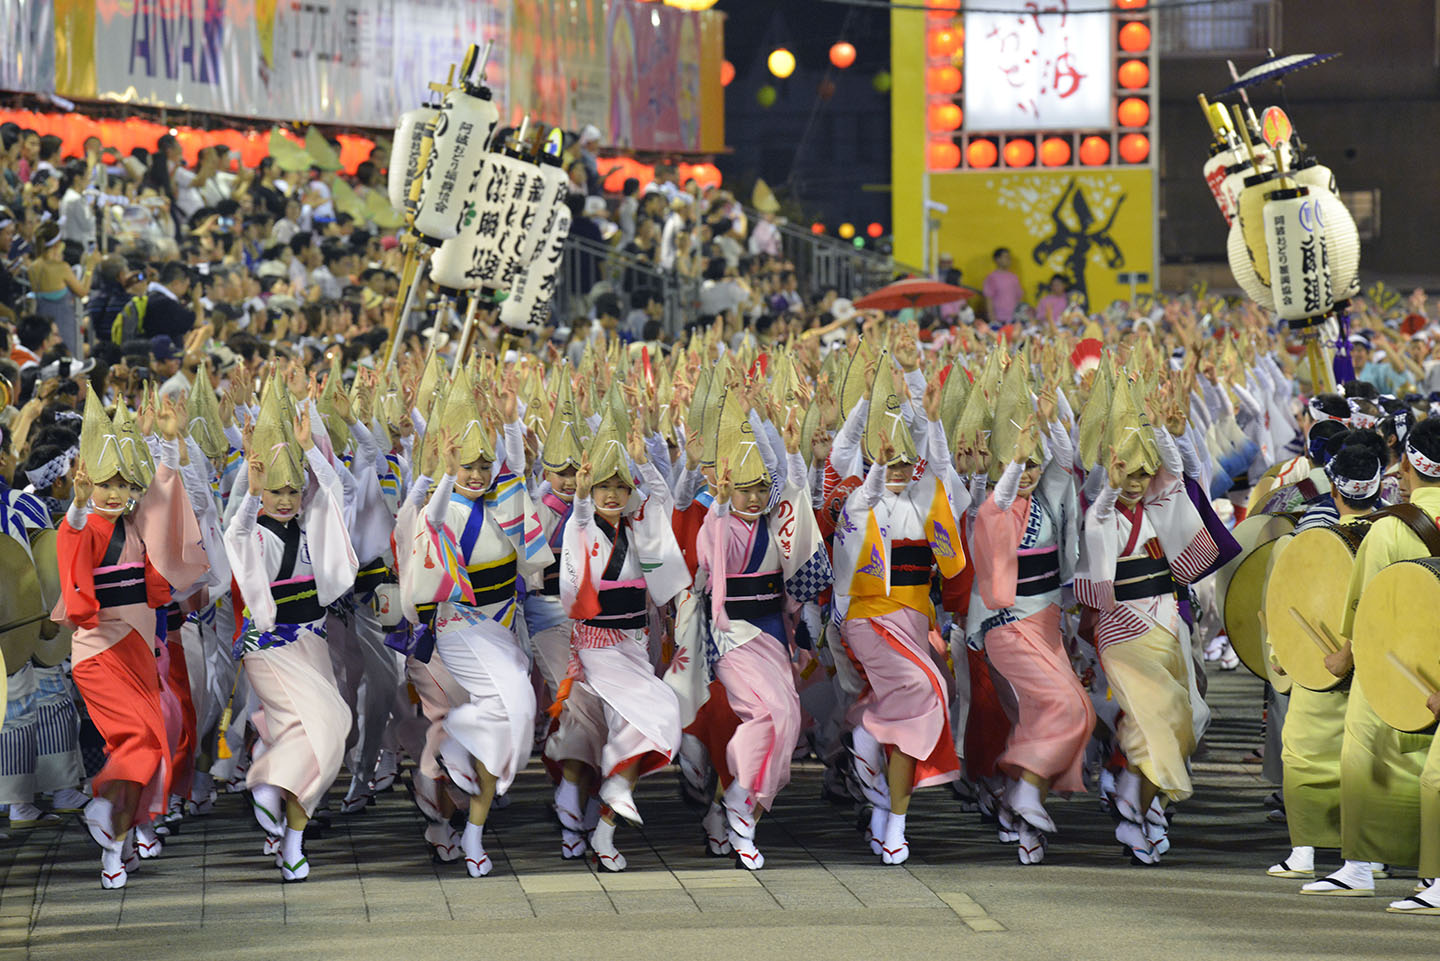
[554,235,698,336]
[1156,0,1280,57]
[751,207,902,300]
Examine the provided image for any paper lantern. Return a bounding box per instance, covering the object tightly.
[839,223,856,240]
[1118,98,1150,127]
[1117,0,1148,7]
[388,107,438,210]
[1040,137,1072,167]
[866,222,884,239]
[1294,164,1362,299]
[1119,133,1150,163]
[927,66,962,96]
[928,28,960,58]
[811,223,826,235]
[1118,59,1149,90]
[1119,22,1151,52]
[929,102,962,132]
[927,0,961,19]
[1227,220,1275,309]
[1004,138,1036,167]
[756,84,777,108]
[720,60,735,87]
[1079,136,1110,166]
[929,139,961,169]
[664,0,719,10]
[830,42,857,70]
[414,85,499,245]
[967,139,998,168]
[872,71,892,93]
[768,48,796,79]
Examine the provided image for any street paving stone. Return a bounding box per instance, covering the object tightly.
[1,666,1437,960]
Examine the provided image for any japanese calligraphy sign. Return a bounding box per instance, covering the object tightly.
[1264,190,1333,321]
[963,1,1112,132]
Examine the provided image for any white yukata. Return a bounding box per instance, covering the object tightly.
[223,445,358,816]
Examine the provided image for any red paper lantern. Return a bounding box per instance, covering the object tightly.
[811,222,826,235]
[829,42,857,70]
[720,60,735,87]
[926,65,962,95]
[1118,22,1151,52]
[927,28,960,59]
[1117,97,1150,127]
[866,222,884,239]
[928,139,961,170]
[927,0,961,20]
[1116,0,1148,7]
[1118,59,1150,90]
[1119,133,1150,163]
[1040,137,1072,167]
[1079,136,1111,166]
[928,102,962,132]
[1003,138,1036,167]
[967,138,998,168]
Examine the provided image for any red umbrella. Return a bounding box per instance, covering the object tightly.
[853,277,977,311]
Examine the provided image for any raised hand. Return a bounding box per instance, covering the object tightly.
[72,459,94,506]
[1012,413,1039,466]
[1107,449,1126,491]
[576,456,594,500]
[626,422,648,465]
[157,394,184,441]
[781,405,802,454]
[441,428,460,477]
[294,402,314,451]
[715,457,734,505]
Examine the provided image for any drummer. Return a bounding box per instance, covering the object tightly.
[1303,420,1440,903]
[1267,444,1382,883]
[1384,420,1440,916]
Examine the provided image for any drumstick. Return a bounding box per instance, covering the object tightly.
[1318,622,1347,655]
[1386,652,1437,696]
[1289,607,1336,654]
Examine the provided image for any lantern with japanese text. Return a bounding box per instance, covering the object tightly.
[388,106,439,212]
[414,48,500,246]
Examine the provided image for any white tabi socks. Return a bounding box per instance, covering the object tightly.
[881,812,909,865]
[702,801,733,857]
[424,822,462,862]
[84,797,126,890]
[599,774,642,825]
[1301,860,1375,896]
[135,822,163,859]
[868,805,888,856]
[724,782,763,871]
[590,819,627,872]
[555,779,588,860]
[1268,845,1315,878]
[279,826,309,882]
[461,821,492,877]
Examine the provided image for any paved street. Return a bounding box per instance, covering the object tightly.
[0,666,1434,961]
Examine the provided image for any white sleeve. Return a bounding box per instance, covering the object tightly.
[303,447,359,606]
[426,474,455,528]
[992,460,1024,512]
[859,460,886,509]
[1154,427,1184,478]
[502,420,526,477]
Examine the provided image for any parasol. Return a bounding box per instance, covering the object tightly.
[1219,53,1340,94]
[853,277,977,311]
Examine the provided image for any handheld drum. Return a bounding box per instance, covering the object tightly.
[1352,557,1440,734]
[1263,520,1370,692]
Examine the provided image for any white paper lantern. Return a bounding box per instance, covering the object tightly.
[1293,163,1361,299]
[387,107,438,211]
[500,200,573,332]
[1227,220,1274,309]
[1263,188,1333,322]
[413,89,498,245]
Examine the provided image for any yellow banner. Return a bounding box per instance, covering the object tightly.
[928,168,1156,312]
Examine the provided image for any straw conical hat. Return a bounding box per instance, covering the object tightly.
[318,352,353,453]
[1077,352,1114,470]
[989,344,1033,481]
[79,385,125,485]
[699,364,729,470]
[268,128,313,173]
[838,339,873,423]
[540,367,585,473]
[586,404,634,489]
[862,350,917,466]
[187,368,228,461]
[1107,369,1161,476]
[718,383,770,489]
[953,348,997,459]
[939,361,970,442]
[110,399,154,488]
[439,363,495,466]
[253,375,306,491]
[304,127,342,172]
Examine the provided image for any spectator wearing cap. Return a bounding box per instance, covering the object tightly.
[143,261,198,341]
[150,334,181,383]
[1349,333,1408,396]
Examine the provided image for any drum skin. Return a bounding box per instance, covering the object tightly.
[1264,522,1368,692]
[1353,557,1440,734]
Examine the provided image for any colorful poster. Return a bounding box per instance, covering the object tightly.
[507,0,608,137]
[0,0,54,95]
[608,0,707,152]
[51,0,504,128]
[963,0,1113,132]
[928,169,1156,310]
